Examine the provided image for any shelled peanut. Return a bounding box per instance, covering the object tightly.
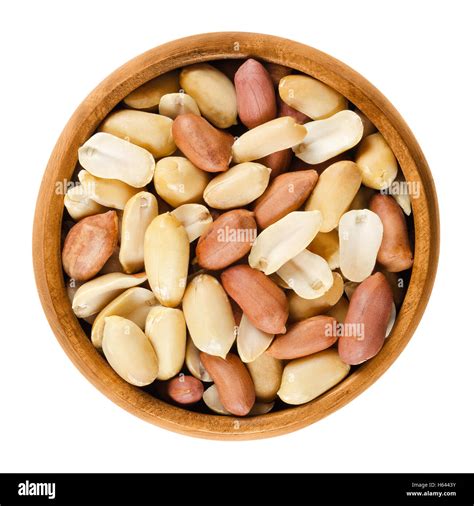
[61,57,414,418]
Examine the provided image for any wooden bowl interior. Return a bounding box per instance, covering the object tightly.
[33,32,439,440]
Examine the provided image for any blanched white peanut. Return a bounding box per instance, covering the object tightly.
[119,192,158,273]
[246,352,283,402]
[278,74,347,120]
[64,184,107,221]
[307,230,340,270]
[180,63,237,128]
[171,204,213,242]
[288,272,344,321]
[232,117,307,163]
[203,384,231,415]
[293,110,363,164]
[154,156,210,208]
[248,210,322,275]
[386,302,396,338]
[99,110,175,158]
[123,70,180,111]
[72,272,147,318]
[276,249,333,299]
[355,132,398,189]
[91,287,156,349]
[278,349,350,405]
[185,339,212,382]
[203,162,271,209]
[237,314,274,363]
[102,316,158,386]
[182,274,236,358]
[78,170,142,210]
[305,161,362,232]
[387,174,412,215]
[145,306,186,380]
[66,278,96,325]
[159,92,201,119]
[339,209,383,282]
[144,213,189,307]
[78,132,155,188]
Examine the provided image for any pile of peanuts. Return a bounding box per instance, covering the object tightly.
[61,58,414,417]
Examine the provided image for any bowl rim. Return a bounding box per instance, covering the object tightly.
[32,31,440,440]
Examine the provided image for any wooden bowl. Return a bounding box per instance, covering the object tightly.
[33,32,439,440]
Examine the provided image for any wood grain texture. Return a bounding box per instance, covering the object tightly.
[32,32,440,440]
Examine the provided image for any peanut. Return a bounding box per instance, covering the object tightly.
[180,63,237,128]
[277,96,311,124]
[144,213,189,307]
[159,92,201,119]
[388,174,412,216]
[102,316,158,386]
[123,70,180,111]
[200,352,256,416]
[267,315,338,360]
[279,74,347,120]
[203,384,232,415]
[119,192,158,274]
[234,58,277,128]
[185,339,212,382]
[254,170,318,228]
[72,272,147,318]
[91,287,156,349]
[248,210,322,275]
[257,148,293,178]
[307,230,340,270]
[246,352,283,402]
[166,375,204,405]
[145,306,186,380]
[171,203,213,242]
[278,349,350,405]
[203,384,273,416]
[232,116,307,163]
[172,114,234,172]
[182,274,236,358]
[305,161,362,232]
[293,110,363,164]
[154,156,210,207]
[62,210,118,281]
[355,132,398,189]
[277,249,333,299]
[64,184,106,221]
[288,272,344,321]
[338,272,393,365]
[196,209,256,270]
[237,314,274,363]
[338,209,383,282]
[221,264,288,334]
[78,132,155,188]
[369,194,413,272]
[78,170,141,210]
[203,162,271,209]
[99,110,176,158]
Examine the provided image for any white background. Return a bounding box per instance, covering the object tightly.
[1,0,472,473]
